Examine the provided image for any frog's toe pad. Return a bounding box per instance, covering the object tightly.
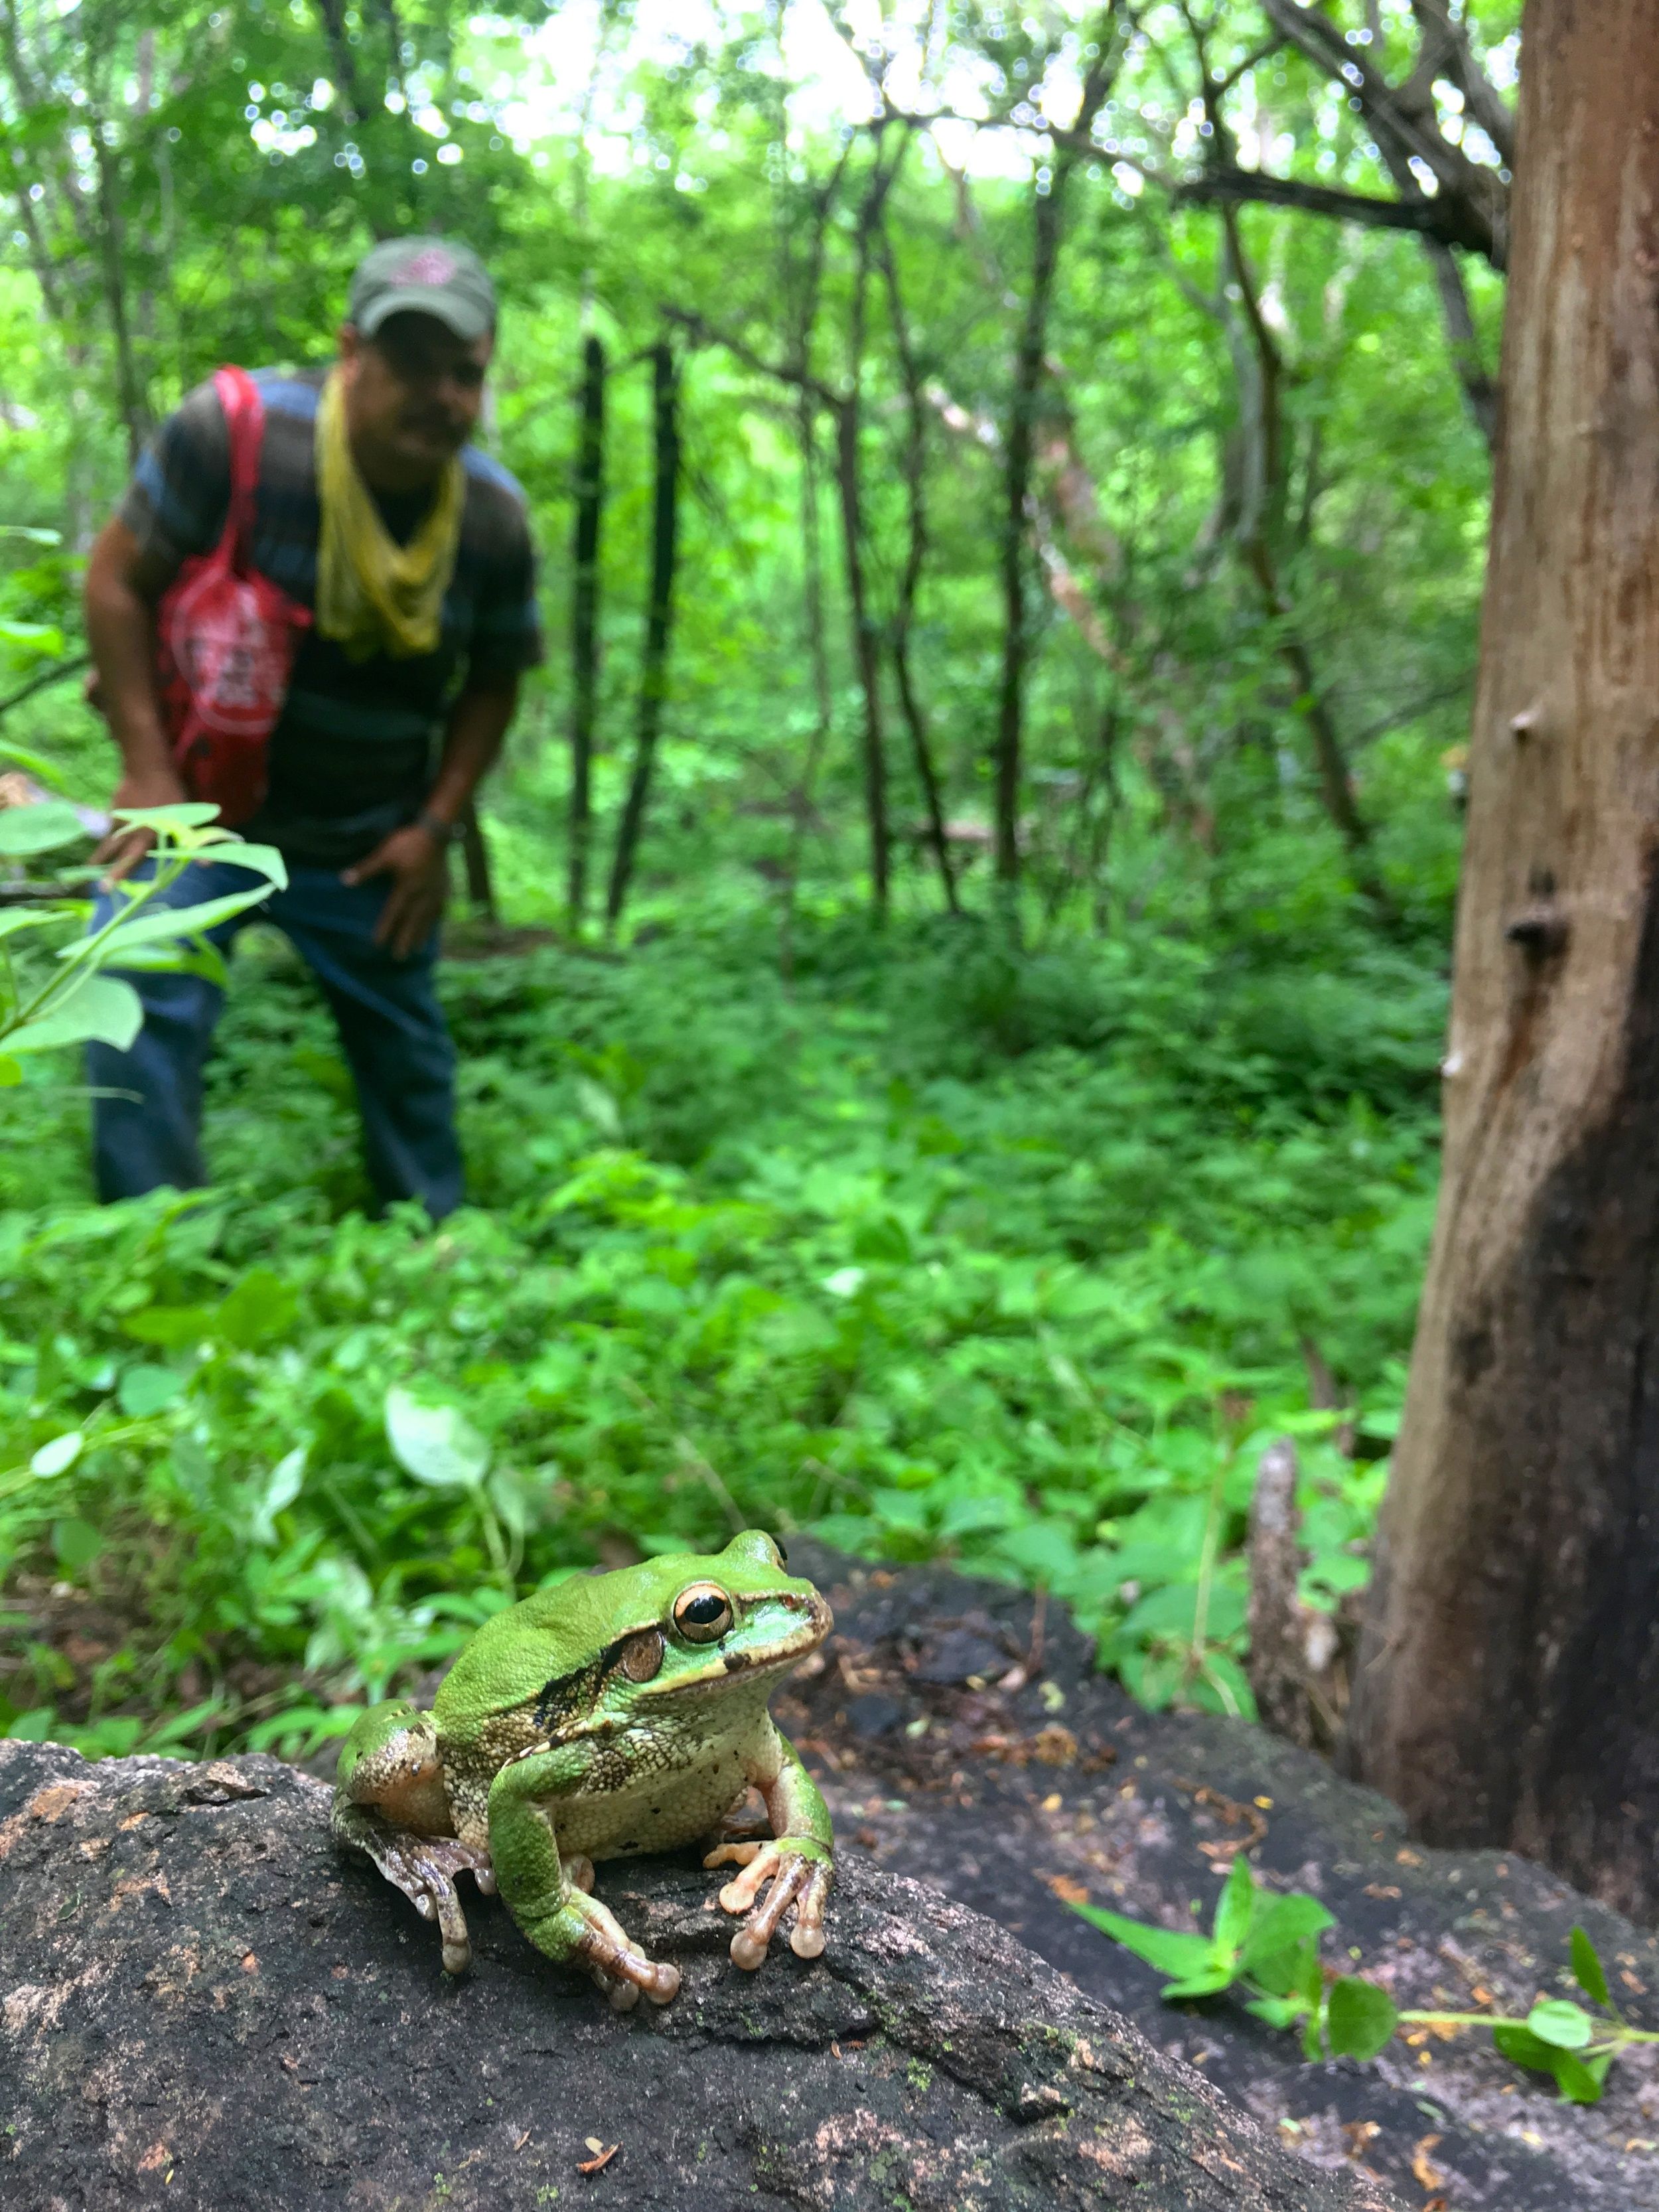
[352,1828,493,1974]
[563,1893,681,2008]
[710,1842,832,1971]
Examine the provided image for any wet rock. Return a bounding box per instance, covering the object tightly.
[0,1738,1398,2211]
[783,1542,1659,2212]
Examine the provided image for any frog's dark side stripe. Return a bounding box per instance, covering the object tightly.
[533,1636,637,1735]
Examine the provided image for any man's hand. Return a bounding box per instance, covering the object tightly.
[342,822,449,958]
[96,765,190,885]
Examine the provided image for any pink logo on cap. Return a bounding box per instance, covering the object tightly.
[401,248,458,285]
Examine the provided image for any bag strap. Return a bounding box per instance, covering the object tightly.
[212,365,264,571]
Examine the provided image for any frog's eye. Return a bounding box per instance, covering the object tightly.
[769,1534,788,1567]
[673,1582,734,1645]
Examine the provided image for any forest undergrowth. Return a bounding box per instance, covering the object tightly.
[0,881,1441,1763]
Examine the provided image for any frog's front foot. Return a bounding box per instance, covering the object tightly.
[522,1878,682,2013]
[703,1838,831,1968]
[335,1806,494,1974]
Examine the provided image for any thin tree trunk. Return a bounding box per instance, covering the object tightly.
[91,135,147,465]
[566,332,605,931]
[311,0,364,120]
[836,137,906,921]
[1423,238,1498,451]
[773,146,851,980]
[1345,0,1659,1915]
[833,394,889,919]
[875,217,958,915]
[993,20,1121,892]
[457,801,496,922]
[778,390,835,984]
[606,340,681,930]
[1220,206,1400,926]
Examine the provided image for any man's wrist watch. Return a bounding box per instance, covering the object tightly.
[416,807,456,847]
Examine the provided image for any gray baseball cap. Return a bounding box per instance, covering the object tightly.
[347,236,497,342]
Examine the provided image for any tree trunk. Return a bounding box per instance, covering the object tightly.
[876,217,958,917]
[1345,0,1659,1916]
[836,137,906,922]
[457,800,497,923]
[566,332,605,931]
[833,394,889,919]
[605,340,681,930]
[993,21,1120,892]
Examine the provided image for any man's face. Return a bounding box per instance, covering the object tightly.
[338,312,493,486]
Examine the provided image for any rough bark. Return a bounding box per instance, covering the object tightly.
[1345,0,1659,1915]
[1247,1439,1316,1749]
[0,1738,1395,2212]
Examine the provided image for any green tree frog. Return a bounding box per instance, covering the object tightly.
[331,1530,835,2008]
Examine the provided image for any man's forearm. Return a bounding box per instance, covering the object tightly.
[421,680,518,832]
[84,520,176,779]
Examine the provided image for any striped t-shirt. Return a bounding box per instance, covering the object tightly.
[119,367,543,866]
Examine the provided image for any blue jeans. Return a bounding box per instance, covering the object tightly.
[87,859,463,1218]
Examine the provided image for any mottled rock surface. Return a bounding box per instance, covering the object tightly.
[778,1543,1659,2211]
[0,1737,1398,2211]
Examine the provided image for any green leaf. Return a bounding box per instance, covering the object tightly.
[122,1305,215,1350]
[1212,1855,1256,1956]
[1493,2024,1607,2102]
[1526,1999,1593,2051]
[1492,2023,1559,2072]
[1240,1893,1335,1976]
[1548,2050,1607,2104]
[217,1266,299,1349]
[213,842,289,889]
[52,1518,102,1573]
[1159,1962,1241,2000]
[5,974,143,1055]
[1250,1932,1327,2002]
[1570,1925,1611,2009]
[385,1385,490,1489]
[0,907,67,940]
[1067,1902,1215,1983]
[111,802,223,829]
[68,886,270,964]
[0,800,85,856]
[1325,1976,1398,2060]
[251,1446,307,1546]
[117,1364,186,1418]
[29,1430,83,1477]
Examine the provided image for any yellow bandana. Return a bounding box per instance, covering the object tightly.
[314,367,464,660]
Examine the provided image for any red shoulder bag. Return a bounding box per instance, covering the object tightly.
[154,366,311,828]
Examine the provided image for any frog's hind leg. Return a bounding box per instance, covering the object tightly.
[487,1753,680,2008]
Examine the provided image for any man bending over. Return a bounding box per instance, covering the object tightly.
[83,236,541,1218]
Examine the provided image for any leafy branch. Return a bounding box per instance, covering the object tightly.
[0,800,287,1084]
[1074,1858,1657,2104]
